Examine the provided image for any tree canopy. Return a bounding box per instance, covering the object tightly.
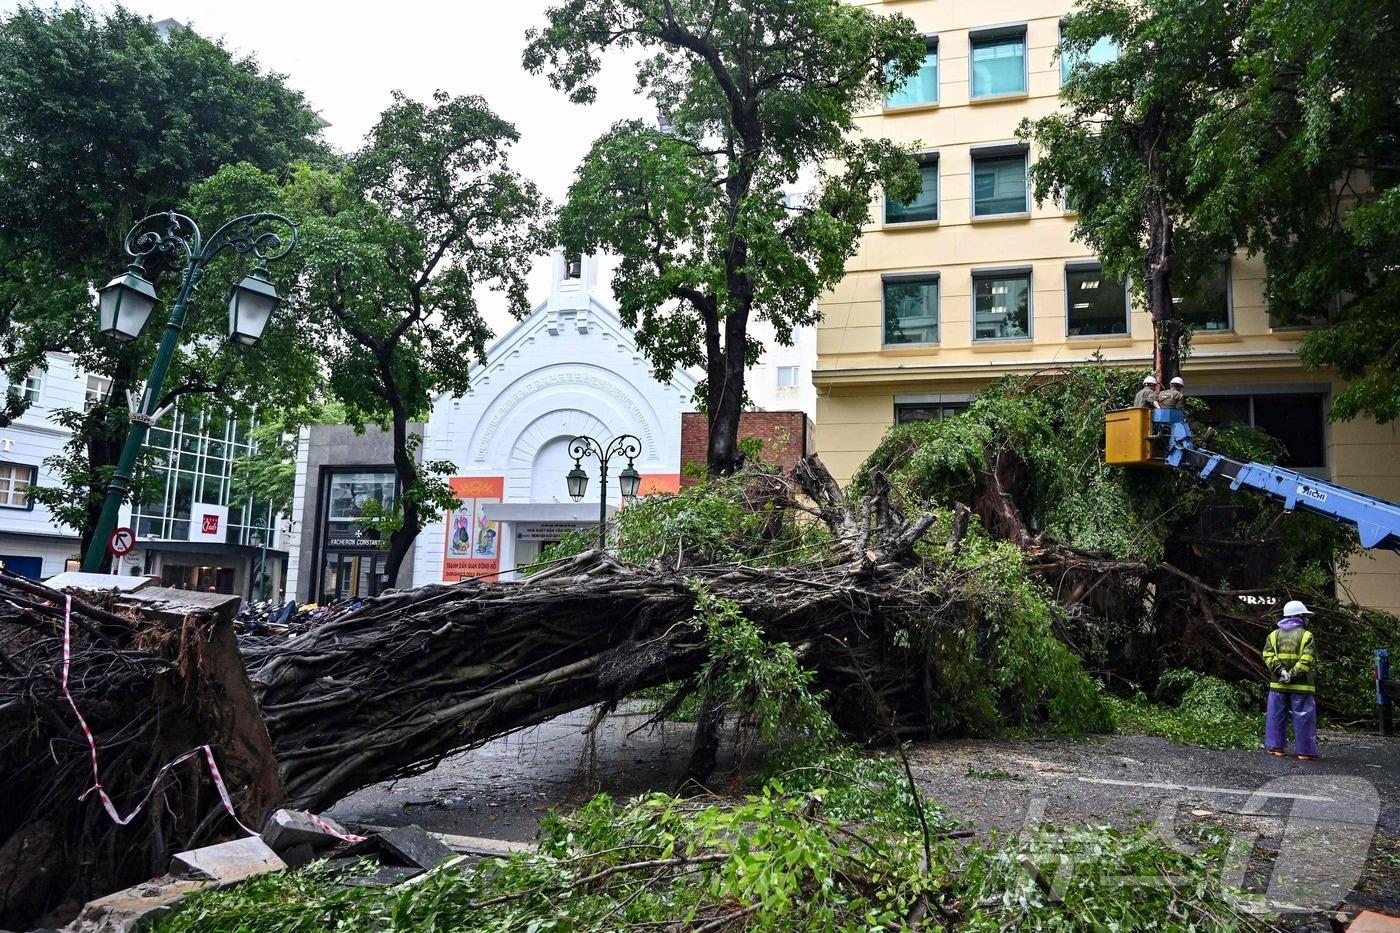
[0,4,329,547]
[1200,0,1400,422]
[198,92,551,583]
[1019,0,1249,381]
[525,0,926,473]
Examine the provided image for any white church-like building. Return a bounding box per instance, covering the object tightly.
[285,253,703,602]
[411,253,698,584]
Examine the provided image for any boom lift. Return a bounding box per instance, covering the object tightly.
[1104,407,1400,552]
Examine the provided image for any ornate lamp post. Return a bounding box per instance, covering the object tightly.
[251,514,270,602]
[81,211,298,573]
[566,434,642,550]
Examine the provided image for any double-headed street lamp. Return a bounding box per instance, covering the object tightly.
[566,434,642,550]
[81,211,298,573]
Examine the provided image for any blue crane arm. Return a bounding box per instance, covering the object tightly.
[1155,409,1400,552]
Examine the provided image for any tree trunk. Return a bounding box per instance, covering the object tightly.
[381,390,419,590]
[705,304,750,476]
[1140,104,1181,383]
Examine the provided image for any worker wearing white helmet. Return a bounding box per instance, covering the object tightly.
[1262,599,1319,759]
[1156,375,1186,410]
[1133,375,1159,409]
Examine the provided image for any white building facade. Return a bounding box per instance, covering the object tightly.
[0,354,287,596]
[410,253,697,585]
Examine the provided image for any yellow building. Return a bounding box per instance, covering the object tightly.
[815,0,1400,612]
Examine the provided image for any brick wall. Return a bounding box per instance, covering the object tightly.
[680,411,812,486]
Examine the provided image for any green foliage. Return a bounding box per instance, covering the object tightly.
[860,368,1179,564]
[194,91,551,575]
[0,4,329,541]
[526,0,925,471]
[959,822,1268,931]
[1107,671,1261,749]
[911,520,1114,737]
[1200,0,1400,422]
[691,587,837,746]
[1019,0,1248,367]
[536,471,835,569]
[156,746,1264,932]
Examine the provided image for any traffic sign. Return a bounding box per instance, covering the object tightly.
[107,527,136,557]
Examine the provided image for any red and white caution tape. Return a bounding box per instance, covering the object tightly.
[307,811,366,844]
[59,595,257,835]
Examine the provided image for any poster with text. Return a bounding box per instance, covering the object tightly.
[442,476,503,582]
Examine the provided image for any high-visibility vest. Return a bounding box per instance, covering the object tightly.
[1262,627,1316,693]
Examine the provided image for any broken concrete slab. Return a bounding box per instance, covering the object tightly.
[61,877,209,933]
[170,836,286,883]
[337,824,455,874]
[279,842,318,870]
[372,825,456,872]
[260,808,349,853]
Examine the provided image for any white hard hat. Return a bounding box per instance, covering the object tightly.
[1142,376,1157,385]
[1283,599,1313,617]
[1170,376,1185,386]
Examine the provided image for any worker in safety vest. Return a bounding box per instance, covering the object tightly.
[1156,376,1186,409]
[1133,376,1159,408]
[1262,599,1318,759]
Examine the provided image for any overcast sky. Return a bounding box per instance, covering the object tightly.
[15,0,649,335]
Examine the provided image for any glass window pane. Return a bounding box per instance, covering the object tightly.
[883,279,939,345]
[973,153,1027,216]
[974,274,1031,339]
[1066,266,1128,336]
[1253,394,1326,468]
[327,472,398,522]
[887,48,938,107]
[885,161,938,224]
[1175,262,1231,330]
[895,403,967,424]
[971,34,1026,97]
[1061,34,1118,82]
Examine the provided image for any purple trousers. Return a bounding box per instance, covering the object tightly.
[1265,690,1318,757]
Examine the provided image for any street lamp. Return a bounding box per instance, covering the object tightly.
[566,434,642,550]
[251,514,270,602]
[80,210,298,573]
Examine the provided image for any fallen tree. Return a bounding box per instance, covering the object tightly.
[0,572,283,929]
[251,455,1108,812]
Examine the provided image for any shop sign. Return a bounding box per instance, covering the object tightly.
[516,521,584,542]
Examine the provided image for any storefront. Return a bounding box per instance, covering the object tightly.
[309,467,398,604]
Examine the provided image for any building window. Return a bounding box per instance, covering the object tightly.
[895,402,967,424]
[885,155,938,224]
[1196,393,1326,469]
[84,375,112,411]
[883,275,939,346]
[776,366,800,389]
[887,37,938,108]
[972,148,1028,217]
[1060,31,1118,83]
[1065,263,1128,336]
[1174,260,1232,331]
[970,27,1027,98]
[327,472,397,526]
[973,269,1032,340]
[7,369,42,405]
[0,464,36,509]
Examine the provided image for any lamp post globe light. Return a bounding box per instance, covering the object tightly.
[80,210,298,574]
[565,434,643,550]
